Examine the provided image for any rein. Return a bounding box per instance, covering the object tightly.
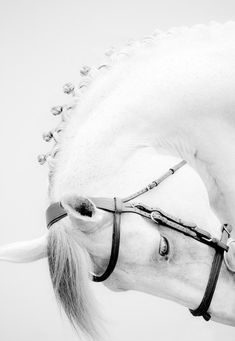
[46,160,232,322]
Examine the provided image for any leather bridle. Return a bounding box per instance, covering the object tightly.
[46,160,232,321]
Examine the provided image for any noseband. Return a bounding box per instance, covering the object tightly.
[46,160,232,322]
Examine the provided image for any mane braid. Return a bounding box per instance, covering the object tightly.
[45,21,235,190]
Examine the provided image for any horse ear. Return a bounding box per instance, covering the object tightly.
[61,194,105,231]
[0,234,48,263]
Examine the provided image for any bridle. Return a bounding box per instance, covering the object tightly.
[46,160,232,321]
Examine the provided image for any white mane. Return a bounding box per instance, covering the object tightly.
[46,21,235,198]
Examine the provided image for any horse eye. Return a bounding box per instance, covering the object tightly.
[159,236,169,256]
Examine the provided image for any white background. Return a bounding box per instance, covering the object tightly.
[0,0,234,340]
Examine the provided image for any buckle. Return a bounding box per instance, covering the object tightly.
[151,211,162,223]
[222,223,232,237]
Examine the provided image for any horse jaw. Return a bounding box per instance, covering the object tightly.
[0,234,48,263]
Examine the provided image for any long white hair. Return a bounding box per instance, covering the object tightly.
[47,217,101,339]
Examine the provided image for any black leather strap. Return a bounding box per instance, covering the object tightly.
[46,202,68,229]
[93,198,121,282]
[189,224,232,320]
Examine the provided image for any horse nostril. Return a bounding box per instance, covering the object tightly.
[74,197,95,217]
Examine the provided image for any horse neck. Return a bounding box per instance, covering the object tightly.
[167,117,235,233]
[52,39,235,234]
[51,98,153,200]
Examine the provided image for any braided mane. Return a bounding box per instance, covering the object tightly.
[40,21,235,190]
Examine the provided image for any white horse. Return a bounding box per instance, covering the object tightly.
[1,22,235,339]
